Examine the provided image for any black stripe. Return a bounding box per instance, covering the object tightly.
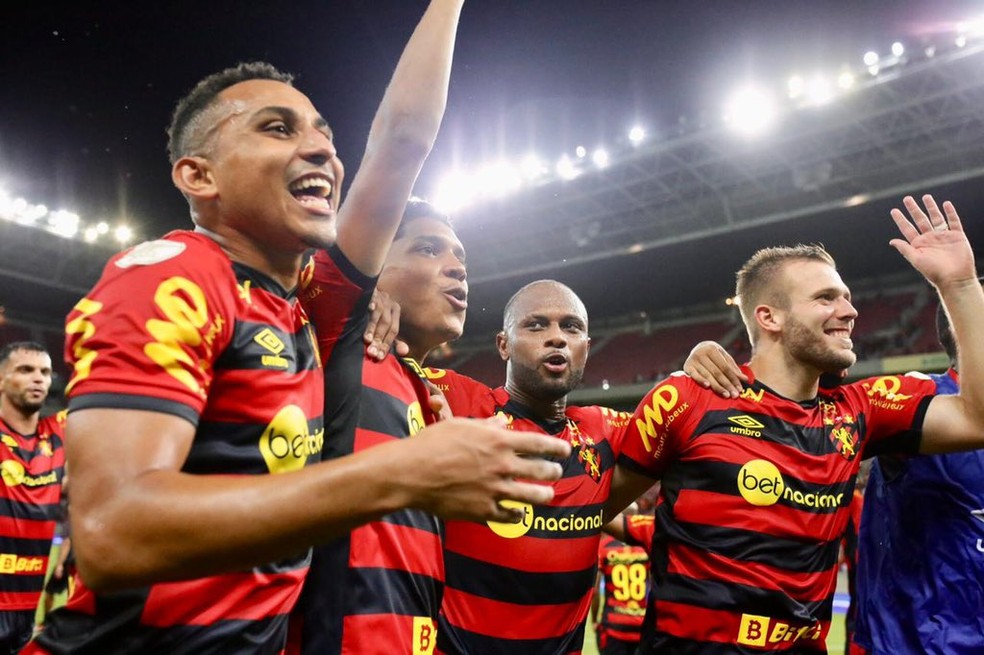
[0,495,62,521]
[862,395,929,458]
[357,385,418,439]
[437,614,584,655]
[693,410,834,457]
[68,394,199,427]
[214,319,319,374]
[379,507,442,536]
[186,417,323,475]
[0,535,56,557]
[445,550,595,605]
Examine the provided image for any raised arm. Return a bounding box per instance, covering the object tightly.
[336,0,464,276]
[889,195,984,452]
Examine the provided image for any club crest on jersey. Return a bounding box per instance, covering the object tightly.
[820,400,858,460]
[568,419,601,482]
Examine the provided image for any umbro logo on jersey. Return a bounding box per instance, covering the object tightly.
[728,415,764,437]
[971,509,984,525]
[253,328,289,369]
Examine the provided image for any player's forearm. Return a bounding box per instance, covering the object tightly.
[366,0,463,161]
[940,277,984,426]
[72,441,419,592]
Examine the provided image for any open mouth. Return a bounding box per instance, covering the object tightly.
[543,353,568,373]
[289,175,334,214]
[443,287,468,310]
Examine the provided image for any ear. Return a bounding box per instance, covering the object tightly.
[755,304,783,336]
[496,331,509,362]
[172,156,218,201]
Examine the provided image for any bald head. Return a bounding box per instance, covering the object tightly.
[502,280,588,333]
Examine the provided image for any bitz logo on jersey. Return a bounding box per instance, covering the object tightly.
[737,614,823,647]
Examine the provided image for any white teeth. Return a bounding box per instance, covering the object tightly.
[289,178,333,198]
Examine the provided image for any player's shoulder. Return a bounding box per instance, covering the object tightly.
[104,231,232,281]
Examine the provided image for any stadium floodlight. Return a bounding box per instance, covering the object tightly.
[96,221,110,234]
[891,41,905,57]
[592,148,610,169]
[804,75,834,106]
[83,226,99,243]
[556,155,579,180]
[476,161,522,199]
[863,51,879,66]
[723,85,777,136]
[925,45,936,58]
[433,171,477,214]
[628,126,646,145]
[867,65,880,76]
[956,35,968,48]
[837,71,856,90]
[787,75,805,99]
[574,146,587,159]
[519,153,547,181]
[48,210,80,238]
[115,225,133,244]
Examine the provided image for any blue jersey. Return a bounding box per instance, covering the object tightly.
[853,369,984,654]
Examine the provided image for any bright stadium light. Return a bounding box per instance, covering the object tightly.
[519,153,547,181]
[956,34,968,48]
[628,126,646,145]
[96,221,109,234]
[837,71,856,90]
[115,225,133,244]
[723,85,777,136]
[556,155,579,180]
[574,146,587,159]
[83,226,99,243]
[476,161,522,199]
[48,210,80,238]
[787,75,805,99]
[804,75,834,106]
[592,148,610,169]
[433,171,477,213]
[891,42,904,57]
[863,51,879,66]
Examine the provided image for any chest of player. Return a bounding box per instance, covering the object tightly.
[0,428,63,503]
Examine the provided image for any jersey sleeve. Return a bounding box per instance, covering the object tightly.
[63,236,237,425]
[299,244,377,358]
[419,368,492,418]
[617,373,704,478]
[855,373,937,458]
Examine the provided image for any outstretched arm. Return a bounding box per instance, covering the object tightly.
[889,195,984,452]
[336,0,464,276]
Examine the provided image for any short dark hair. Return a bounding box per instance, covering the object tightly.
[0,341,47,368]
[167,61,294,164]
[395,198,453,240]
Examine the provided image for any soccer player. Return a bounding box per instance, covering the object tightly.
[26,3,569,652]
[593,505,654,655]
[296,199,467,653]
[433,279,635,654]
[0,342,64,655]
[852,289,984,655]
[610,194,984,654]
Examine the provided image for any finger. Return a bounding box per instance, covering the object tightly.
[487,505,528,524]
[508,431,572,460]
[394,339,410,357]
[890,208,920,242]
[922,194,946,230]
[942,201,964,233]
[685,361,712,387]
[902,195,932,232]
[509,456,565,483]
[708,350,745,388]
[364,309,381,347]
[498,479,557,506]
[889,237,917,265]
[691,363,731,397]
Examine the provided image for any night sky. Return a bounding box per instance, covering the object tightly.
[4,0,981,242]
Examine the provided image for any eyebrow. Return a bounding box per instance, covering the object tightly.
[416,234,467,263]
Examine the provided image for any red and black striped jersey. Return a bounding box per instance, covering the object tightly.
[0,412,65,611]
[622,513,655,550]
[30,231,327,654]
[618,367,934,654]
[433,368,630,655]
[597,533,649,643]
[295,244,442,655]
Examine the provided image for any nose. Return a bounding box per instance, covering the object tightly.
[443,254,466,283]
[299,126,338,167]
[544,323,568,347]
[840,297,858,321]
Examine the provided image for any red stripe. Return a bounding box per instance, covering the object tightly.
[202,369,323,422]
[341,613,436,655]
[142,568,306,626]
[0,516,57,540]
[653,599,829,650]
[0,483,62,506]
[354,427,396,452]
[445,521,599,573]
[674,488,848,542]
[440,586,590,640]
[0,589,43,610]
[667,541,837,602]
[348,522,443,579]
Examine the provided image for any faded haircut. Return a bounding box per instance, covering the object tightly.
[735,244,836,344]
